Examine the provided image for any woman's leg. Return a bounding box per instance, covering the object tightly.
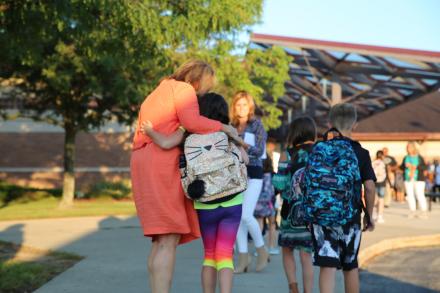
[236,179,265,252]
[415,181,428,212]
[404,181,417,212]
[299,250,314,293]
[282,247,297,285]
[149,234,180,293]
[197,209,221,293]
[148,240,159,290]
[216,205,242,293]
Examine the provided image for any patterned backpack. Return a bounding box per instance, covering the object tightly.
[284,148,310,226]
[179,132,247,202]
[303,128,362,226]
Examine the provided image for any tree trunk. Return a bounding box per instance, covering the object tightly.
[59,123,77,208]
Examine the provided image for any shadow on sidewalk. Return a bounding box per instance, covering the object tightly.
[360,269,438,293]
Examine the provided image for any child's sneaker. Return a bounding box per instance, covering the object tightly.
[268,247,280,255]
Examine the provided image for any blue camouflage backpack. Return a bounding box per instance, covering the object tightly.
[303,128,362,226]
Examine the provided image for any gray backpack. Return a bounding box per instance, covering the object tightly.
[180,132,247,202]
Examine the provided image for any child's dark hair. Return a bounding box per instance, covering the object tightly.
[197,93,230,124]
[287,116,317,147]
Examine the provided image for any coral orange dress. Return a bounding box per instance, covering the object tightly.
[130,79,222,245]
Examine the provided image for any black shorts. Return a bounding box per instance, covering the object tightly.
[310,221,362,271]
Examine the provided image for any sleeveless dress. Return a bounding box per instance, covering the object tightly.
[130,79,221,245]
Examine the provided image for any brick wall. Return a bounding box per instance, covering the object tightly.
[0,132,133,190]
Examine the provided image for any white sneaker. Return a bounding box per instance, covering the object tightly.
[377,215,385,224]
[268,247,280,255]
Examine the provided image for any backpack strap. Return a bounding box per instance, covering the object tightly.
[323,127,343,141]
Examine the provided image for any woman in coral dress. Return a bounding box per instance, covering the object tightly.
[130,60,236,293]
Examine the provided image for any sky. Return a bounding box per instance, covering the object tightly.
[250,0,440,51]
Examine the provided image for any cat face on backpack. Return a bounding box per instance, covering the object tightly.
[185,136,229,161]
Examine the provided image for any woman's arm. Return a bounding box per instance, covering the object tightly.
[174,84,222,134]
[141,121,185,149]
[238,146,249,165]
[246,119,268,157]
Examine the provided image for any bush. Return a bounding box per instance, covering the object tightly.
[0,182,61,206]
[85,180,132,200]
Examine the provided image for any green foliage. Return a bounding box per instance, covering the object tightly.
[0,241,82,293]
[0,0,265,129]
[180,42,291,129]
[85,180,132,200]
[0,0,290,130]
[0,1,290,201]
[0,261,48,293]
[0,181,61,207]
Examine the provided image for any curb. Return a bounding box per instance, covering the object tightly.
[359,233,440,268]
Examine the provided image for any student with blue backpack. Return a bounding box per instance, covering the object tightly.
[303,103,376,293]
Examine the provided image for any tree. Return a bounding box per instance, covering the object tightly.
[177,41,291,129]
[0,0,289,206]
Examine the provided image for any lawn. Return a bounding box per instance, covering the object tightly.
[0,240,83,293]
[0,197,136,221]
[0,181,137,221]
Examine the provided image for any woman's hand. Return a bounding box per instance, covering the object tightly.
[222,124,248,148]
[140,120,153,135]
[221,124,237,137]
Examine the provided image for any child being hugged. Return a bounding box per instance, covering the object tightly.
[141,93,247,293]
[278,116,316,293]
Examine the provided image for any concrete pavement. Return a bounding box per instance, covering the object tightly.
[0,202,439,293]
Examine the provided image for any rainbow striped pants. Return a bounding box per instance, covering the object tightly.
[197,204,242,270]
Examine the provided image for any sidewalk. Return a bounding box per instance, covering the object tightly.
[0,203,439,293]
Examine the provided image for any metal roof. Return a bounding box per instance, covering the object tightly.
[250,33,440,129]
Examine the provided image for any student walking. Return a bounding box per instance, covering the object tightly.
[401,142,428,219]
[278,116,316,293]
[230,91,269,273]
[142,93,247,293]
[130,60,237,293]
[372,150,387,223]
[303,103,376,293]
[382,147,397,206]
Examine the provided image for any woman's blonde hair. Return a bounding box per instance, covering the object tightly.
[407,141,418,155]
[169,60,215,95]
[230,91,255,127]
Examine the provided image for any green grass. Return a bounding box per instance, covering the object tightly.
[0,197,136,221]
[0,241,82,293]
